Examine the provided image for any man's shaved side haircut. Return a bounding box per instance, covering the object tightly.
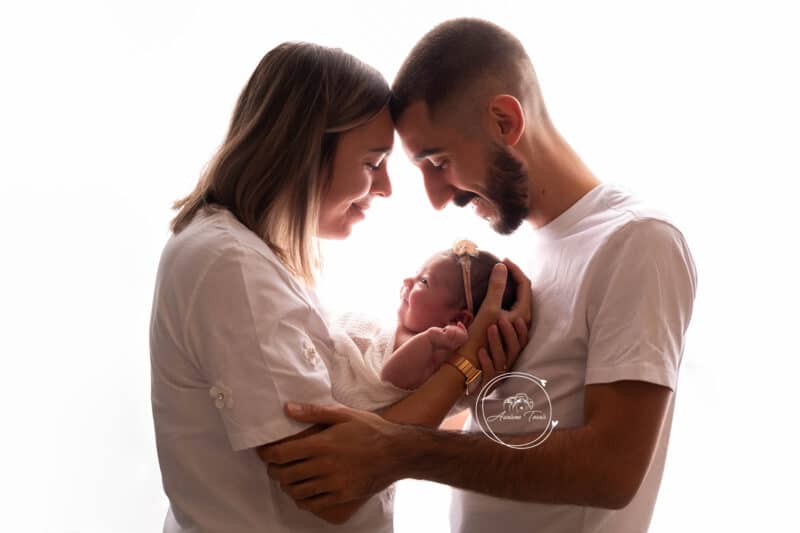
[391,18,542,123]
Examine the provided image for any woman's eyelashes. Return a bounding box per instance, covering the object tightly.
[365,154,387,171]
[428,158,449,170]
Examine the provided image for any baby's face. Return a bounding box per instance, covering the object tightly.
[398,254,464,333]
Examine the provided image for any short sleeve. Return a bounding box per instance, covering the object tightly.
[584,219,697,390]
[184,245,336,451]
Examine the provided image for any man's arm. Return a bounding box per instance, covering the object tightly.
[258,262,531,522]
[264,379,671,512]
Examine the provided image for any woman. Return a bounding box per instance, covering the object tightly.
[150,42,530,532]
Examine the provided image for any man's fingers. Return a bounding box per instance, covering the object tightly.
[263,438,321,465]
[287,478,330,501]
[284,402,354,425]
[296,491,343,513]
[268,457,329,485]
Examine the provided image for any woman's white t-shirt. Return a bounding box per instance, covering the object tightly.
[149,208,394,532]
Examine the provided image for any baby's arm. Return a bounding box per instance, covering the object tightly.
[381,323,468,390]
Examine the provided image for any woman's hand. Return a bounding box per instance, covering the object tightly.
[461,261,532,364]
[501,257,533,330]
[459,263,508,362]
[465,259,532,390]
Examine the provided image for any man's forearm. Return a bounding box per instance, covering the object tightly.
[395,424,634,509]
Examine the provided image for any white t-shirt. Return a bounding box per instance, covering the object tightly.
[450,184,697,533]
[149,208,394,533]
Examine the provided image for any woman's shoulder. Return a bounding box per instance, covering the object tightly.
[159,207,311,307]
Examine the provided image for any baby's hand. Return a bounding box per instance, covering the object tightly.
[427,322,469,351]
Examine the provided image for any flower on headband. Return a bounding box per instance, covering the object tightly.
[452,239,479,258]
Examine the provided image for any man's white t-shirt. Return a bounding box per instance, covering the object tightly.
[149,208,394,533]
[450,184,697,533]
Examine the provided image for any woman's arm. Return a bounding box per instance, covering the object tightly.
[257,261,532,525]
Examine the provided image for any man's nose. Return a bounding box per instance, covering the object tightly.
[423,175,453,210]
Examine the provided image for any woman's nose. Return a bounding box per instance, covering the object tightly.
[371,166,392,198]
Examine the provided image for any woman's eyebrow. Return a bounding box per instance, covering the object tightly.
[367,146,392,154]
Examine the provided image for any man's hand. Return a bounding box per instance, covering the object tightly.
[261,403,405,513]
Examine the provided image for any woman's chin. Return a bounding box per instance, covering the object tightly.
[318,223,354,240]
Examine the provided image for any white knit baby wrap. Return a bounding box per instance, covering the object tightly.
[322,313,412,411]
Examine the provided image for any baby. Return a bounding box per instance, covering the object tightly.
[382,240,518,389]
[325,240,517,410]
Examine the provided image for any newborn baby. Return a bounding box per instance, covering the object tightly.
[324,240,517,410]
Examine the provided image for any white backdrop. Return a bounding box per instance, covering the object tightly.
[1,1,798,531]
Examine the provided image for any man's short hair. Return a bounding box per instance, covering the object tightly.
[391,18,537,123]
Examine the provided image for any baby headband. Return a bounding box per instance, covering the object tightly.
[452,239,479,313]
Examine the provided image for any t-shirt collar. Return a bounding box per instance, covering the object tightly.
[534,183,606,240]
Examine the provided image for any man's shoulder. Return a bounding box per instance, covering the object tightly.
[581,185,686,246]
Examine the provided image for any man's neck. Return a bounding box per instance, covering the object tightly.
[515,124,601,229]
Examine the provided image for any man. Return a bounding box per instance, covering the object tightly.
[263,18,697,532]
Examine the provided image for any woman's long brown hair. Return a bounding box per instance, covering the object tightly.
[172,43,390,283]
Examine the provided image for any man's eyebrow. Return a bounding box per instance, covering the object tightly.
[413,148,443,162]
[367,146,393,153]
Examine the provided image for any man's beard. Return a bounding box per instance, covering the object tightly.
[453,144,530,235]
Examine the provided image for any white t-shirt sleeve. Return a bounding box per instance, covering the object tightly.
[184,244,336,451]
[584,219,697,390]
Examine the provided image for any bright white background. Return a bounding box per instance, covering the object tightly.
[1,1,798,531]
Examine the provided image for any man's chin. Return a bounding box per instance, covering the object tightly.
[490,212,526,235]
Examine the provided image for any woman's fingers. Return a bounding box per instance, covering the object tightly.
[464,263,508,354]
[477,347,497,385]
[472,264,508,326]
[503,258,532,324]
[497,318,521,369]
[514,317,529,348]
[487,324,506,371]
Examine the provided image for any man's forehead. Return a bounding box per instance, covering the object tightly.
[396,101,445,159]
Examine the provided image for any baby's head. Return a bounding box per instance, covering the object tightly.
[398,241,518,333]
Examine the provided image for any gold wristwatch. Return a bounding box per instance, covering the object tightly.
[445,353,483,396]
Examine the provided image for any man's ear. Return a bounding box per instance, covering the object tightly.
[488,94,525,147]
